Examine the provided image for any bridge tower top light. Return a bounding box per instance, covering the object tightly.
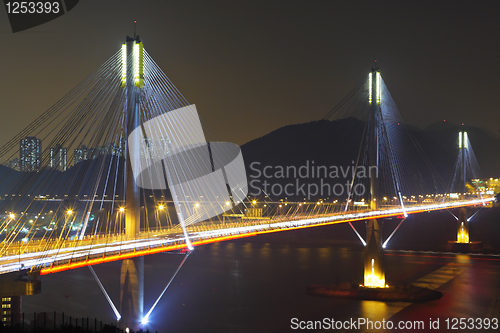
[459,131,468,149]
[121,36,144,88]
[459,131,468,195]
[368,68,381,105]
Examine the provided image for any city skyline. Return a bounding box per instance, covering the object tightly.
[7,136,126,171]
[6,135,176,171]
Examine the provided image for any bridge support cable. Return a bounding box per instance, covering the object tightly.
[344,121,369,213]
[88,266,121,321]
[467,207,482,222]
[161,159,193,250]
[348,222,366,246]
[139,51,250,242]
[397,192,408,218]
[382,217,406,249]
[142,252,190,325]
[447,210,459,220]
[376,84,409,217]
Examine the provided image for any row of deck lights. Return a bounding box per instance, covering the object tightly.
[4,190,492,223]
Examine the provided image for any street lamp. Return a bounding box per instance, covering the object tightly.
[57,210,74,243]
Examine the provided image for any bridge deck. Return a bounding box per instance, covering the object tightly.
[0,198,493,276]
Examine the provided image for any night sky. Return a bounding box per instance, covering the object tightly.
[1,1,499,146]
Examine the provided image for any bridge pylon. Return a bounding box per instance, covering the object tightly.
[447,131,483,251]
[120,35,144,330]
[457,131,470,243]
[363,68,386,288]
[124,35,143,240]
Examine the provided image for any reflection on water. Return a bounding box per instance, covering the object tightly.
[297,247,312,270]
[210,242,220,256]
[259,243,270,258]
[226,243,234,249]
[317,247,331,264]
[242,243,252,257]
[277,243,289,254]
[361,300,388,319]
[360,300,410,323]
[231,260,241,279]
[456,254,471,264]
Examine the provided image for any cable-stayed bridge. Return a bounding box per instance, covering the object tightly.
[0,36,496,329]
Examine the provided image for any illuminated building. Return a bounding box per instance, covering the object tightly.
[0,296,20,325]
[20,137,41,172]
[49,145,68,171]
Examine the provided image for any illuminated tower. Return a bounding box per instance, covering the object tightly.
[123,35,144,239]
[363,69,386,288]
[120,35,144,330]
[457,131,469,243]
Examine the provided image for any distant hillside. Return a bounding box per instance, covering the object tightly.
[0,156,125,197]
[241,118,500,200]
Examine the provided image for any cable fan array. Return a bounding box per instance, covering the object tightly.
[0,47,250,261]
[321,72,452,212]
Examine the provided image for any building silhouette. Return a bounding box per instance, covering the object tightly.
[49,145,68,171]
[20,137,41,172]
[7,158,20,171]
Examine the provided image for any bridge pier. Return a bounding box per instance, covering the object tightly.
[456,207,469,244]
[447,207,482,252]
[364,219,385,288]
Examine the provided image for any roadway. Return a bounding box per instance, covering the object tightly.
[0,197,493,276]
